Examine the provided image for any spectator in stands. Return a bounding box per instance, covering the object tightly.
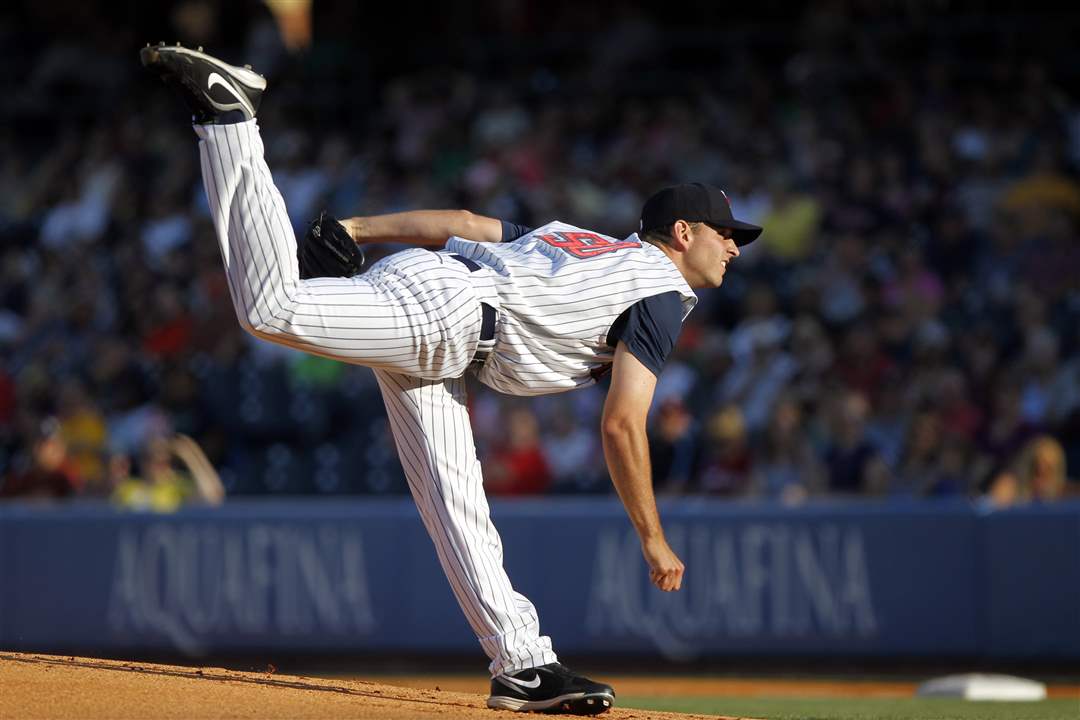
[696,405,753,496]
[932,435,974,498]
[1018,326,1063,426]
[823,391,889,496]
[485,408,552,496]
[722,284,796,432]
[973,378,1040,491]
[543,398,604,494]
[881,245,945,327]
[986,435,1073,507]
[832,322,894,406]
[649,398,699,494]
[111,433,225,512]
[935,369,983,445]
[0,362,16,438]
[56,378,108,496]
[816,233,870,327]
[1,418,80,499]
[752,396,822,503]
[864,368,911,471]
[786,315,834,409]
[894,408,949,497]
[756,171,822,265]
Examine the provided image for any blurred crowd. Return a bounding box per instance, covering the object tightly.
[1,2,1078,507]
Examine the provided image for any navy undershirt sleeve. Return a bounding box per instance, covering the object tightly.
[606,292,684,377]
[500,220,533,242]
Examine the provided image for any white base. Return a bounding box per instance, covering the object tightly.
[917,674,1047,701]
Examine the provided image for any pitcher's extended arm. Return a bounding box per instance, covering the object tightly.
[342,210,502,246]
[601,342,684,592]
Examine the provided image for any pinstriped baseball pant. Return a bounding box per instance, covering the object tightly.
[196,120,557,676]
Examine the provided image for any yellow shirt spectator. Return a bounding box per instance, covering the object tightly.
[112,469,196,513]
[758,193,822,263]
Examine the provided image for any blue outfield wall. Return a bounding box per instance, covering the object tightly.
[0,498,1077,661]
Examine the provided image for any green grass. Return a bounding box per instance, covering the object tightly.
[619,695,1080,720]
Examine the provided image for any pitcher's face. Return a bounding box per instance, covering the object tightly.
[685,223,739,288]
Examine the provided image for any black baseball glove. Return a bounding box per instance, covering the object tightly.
[297,211,365,279]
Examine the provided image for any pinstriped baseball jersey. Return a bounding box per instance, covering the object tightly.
[447,222,698,396]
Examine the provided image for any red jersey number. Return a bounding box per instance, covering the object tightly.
[537,231,641,259]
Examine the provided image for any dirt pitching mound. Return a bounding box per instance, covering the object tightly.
[0,653,748,720]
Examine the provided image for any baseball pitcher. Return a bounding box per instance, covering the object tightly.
[141,44,761,715]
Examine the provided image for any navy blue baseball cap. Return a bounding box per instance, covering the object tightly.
[640,183,763,246]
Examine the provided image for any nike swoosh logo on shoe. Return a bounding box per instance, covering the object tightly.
[496,673,542,690]
[207,72,242,101]
[207,72,253,115]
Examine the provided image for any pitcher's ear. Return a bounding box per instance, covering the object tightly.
[668,220,694,252]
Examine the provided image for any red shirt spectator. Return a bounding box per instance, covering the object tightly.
[1,418,80,499]
[486,408,551,496]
